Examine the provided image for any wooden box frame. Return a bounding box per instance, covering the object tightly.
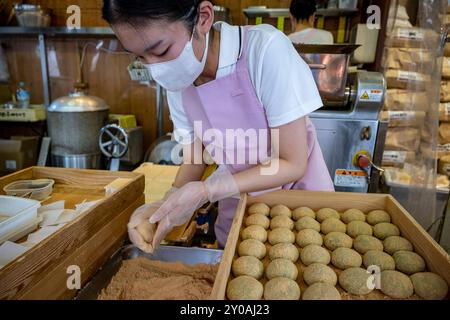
[0,167,145,300]
[211,190,450,300]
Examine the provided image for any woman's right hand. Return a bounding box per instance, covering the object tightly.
[127,202,160,253]
[127,187,178,253]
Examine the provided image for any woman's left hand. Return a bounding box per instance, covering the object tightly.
[149,166,240,250]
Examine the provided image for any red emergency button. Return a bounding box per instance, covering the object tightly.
[358,155,371,169]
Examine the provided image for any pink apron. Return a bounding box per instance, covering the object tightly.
[182,27,334,247]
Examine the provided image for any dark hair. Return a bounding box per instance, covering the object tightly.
[103,0,208,29]
[290,0,317,21]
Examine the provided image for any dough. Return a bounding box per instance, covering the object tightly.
[383,236,413,255]
[380,270,414,299]
[232,256,264,279]
[269,243,299,263]
[303,263,337,286]
[295,216,321,232]
[227,276,264,300]
[302,283,341,300]
[264,277,301,300]
[347,221,373,238]
[331,247,362,269]
[270,204,292,218]
[339,267,373,295]
[373,223,400,240]
[367,210,391,225]
[270,215,294,230]
[296,229,323,248]
[265,258,298,281]
[268,228,295,245]
[324,232,353,250]
[321,218,346,234]
[248,203,270,217]
[353,235,383,254]
[292,207,316,220]
[300,244,331,266]
[393,251,426,275]
[238,239,267,260]
[241,225,268,243]
[410,272,449,300]
[363,250,395,271]
[316,208,340,222]
[342,209,366,224]
[245,214,270,230]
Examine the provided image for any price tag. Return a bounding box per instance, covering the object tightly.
[383,151,407,164]
[397,28,424,41]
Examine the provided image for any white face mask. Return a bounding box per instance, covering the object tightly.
[144,28,209,92]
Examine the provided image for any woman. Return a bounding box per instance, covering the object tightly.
[103,0,334,252]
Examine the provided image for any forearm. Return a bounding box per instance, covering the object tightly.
[233,159,306,194]
[173,163,206,188]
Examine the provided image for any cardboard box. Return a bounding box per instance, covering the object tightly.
[0,136,39,175]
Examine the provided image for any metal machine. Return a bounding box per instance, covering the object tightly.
[297,44,387,193]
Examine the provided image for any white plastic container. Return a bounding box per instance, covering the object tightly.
[338,0,357,9]
[0,196,40,244]
[3,179,54,201]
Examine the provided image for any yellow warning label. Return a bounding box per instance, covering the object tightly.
[361,91,369,100]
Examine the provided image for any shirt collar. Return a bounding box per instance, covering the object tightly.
[213,21,243,69]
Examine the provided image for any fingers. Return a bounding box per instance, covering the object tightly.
[136,221,155,243]
[128,227,154,253]
[149,201,174,224]
[151,217,172,252]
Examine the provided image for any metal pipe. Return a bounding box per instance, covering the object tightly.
[38,33,50,107]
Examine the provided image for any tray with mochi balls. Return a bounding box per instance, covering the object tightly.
[211,191,450,301]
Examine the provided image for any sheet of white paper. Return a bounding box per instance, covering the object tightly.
[56,210,77,224]
[26,225,63,244]
[40,209,65,227]
[38,200,65,214]
[0,241,29,266]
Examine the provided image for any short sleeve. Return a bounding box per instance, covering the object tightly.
[257,30,324,128]
[166,92,195,145]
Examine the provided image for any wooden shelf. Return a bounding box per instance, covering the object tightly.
[0,26,114,37]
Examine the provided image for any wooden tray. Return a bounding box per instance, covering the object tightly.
[210,190,450,300]
[0,167,145,300]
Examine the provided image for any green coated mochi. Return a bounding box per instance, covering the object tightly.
[227,276,264,300]
[296,229,323,248]
[295,216,321,232]
[302,283,341,300]
[316,208,340,222]
[410,272,449,300]
[324,232,353,250]
[321,218,347,235]
[383,236,413,255]
[353,235,383,254]
[268,243,299,263]
[393,251,426,275]
[264,277,301,300]
[331,247,362,270]
[265,258,298,281]
[363,250,395,271]
[373,223,400,240]
[342,209,366,223]
[339,268,373,295]
[380,270,414,299]
[367,210,391,225]
[300,244,331,266]
[347,221,373,238]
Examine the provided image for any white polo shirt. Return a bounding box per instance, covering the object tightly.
[168,22,323,145]
[288,28,334,45]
